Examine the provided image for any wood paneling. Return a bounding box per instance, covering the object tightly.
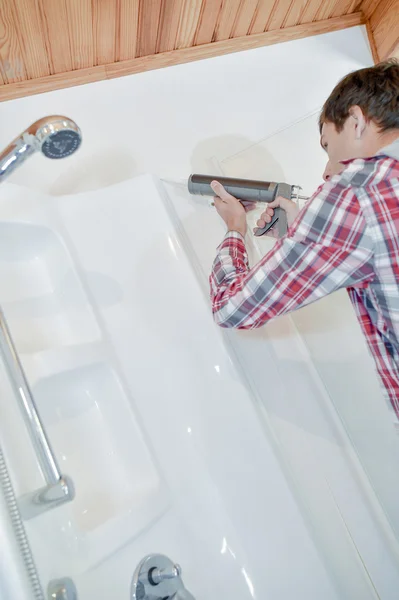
[0,0,387,100]
[38,0,72,74]
[118,0,139,60]
[12,0,50,79]
[299,0,324,24]
[195,0,224,45]
[316,0,336,20]
[267,0,294,30]
[137,0,163,57]
[156,0,184,52]
[0,12,365,102]
[368,0,399,60]
[0,2,27,83]
[213,0,242,41]
[250,0,277,33]
[360,0,380,19]
[67,0,94,70]
[365,18,379,62]
[283,0,308,27]
[93,0,118,65]
[175,0,203,49]
[330,0,360,18]
[232,0,260,37]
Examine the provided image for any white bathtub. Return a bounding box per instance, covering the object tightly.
[0,173,399,600]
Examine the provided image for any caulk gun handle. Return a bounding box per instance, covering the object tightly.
[275,182,290,238]
[254,182,290,238]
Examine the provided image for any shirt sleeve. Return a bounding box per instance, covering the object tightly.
[210,178,375,329]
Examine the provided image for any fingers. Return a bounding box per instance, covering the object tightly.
[241,200,257,212]
[256,206,274,228]
[268,195,295,211]
[268,196,288,209]
[211,180,236,202]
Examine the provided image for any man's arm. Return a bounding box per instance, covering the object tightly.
[210,179,375,329]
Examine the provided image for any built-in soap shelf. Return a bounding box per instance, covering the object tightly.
[0,208,169,572]
[0,220,101,355]
[28,358,168,571]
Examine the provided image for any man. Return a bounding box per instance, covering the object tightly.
[209,60,399,418]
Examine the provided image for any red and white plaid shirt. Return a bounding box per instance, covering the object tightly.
[210,142,399,419]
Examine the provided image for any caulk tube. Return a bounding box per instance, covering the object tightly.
[188,174,278,203]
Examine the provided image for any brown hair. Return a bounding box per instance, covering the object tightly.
[319,59,399,133]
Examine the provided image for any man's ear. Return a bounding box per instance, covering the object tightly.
[349,105,367,140]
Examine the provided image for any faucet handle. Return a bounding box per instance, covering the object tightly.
[150,563,181,584]
[131,554,195,600]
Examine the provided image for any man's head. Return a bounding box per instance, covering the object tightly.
[319,60,399,172]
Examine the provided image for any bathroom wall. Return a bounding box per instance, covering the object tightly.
[1,23,399,600]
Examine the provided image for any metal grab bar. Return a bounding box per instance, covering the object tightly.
[0,308,74,520]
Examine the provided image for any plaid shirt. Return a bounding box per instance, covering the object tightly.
[210,147,399,418]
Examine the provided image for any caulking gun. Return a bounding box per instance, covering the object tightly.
[188,174,308,237]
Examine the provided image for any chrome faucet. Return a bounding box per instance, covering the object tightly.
[131,554,196,600]
[0,116,82,182]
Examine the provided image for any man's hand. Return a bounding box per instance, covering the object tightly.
[211,180,255,237]
[255,195,300,237]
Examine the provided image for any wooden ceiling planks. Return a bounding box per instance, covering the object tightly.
[37,0,72,74]
[67,0,94,70]
[299,0,325,24]
[0,0,396,102]
[213,0,242,41]
[368,0,399,60]
[175,0,203,49]
[249,0,278,34]
[195,0,224,46]
[267,0,295,31]
[12,0,50,79]
[156,0,185,53]
[316,0,337,20]
[283,0,309,28]
[137,0,163,57]
[0,1,27,83]
[330,0,362,18]
[93,0,118,66]
[231,0,260,38]
[118,0,139,61]
[360,0,381,19]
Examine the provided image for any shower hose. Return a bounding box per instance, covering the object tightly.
[0,443,44,600]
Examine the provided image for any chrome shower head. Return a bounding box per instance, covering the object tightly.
[36,117,82,159]
[0,116,82,182]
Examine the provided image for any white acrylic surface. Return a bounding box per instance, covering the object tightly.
[0,24,398,600]
[0,175,343,600]
[217,112,399,543]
